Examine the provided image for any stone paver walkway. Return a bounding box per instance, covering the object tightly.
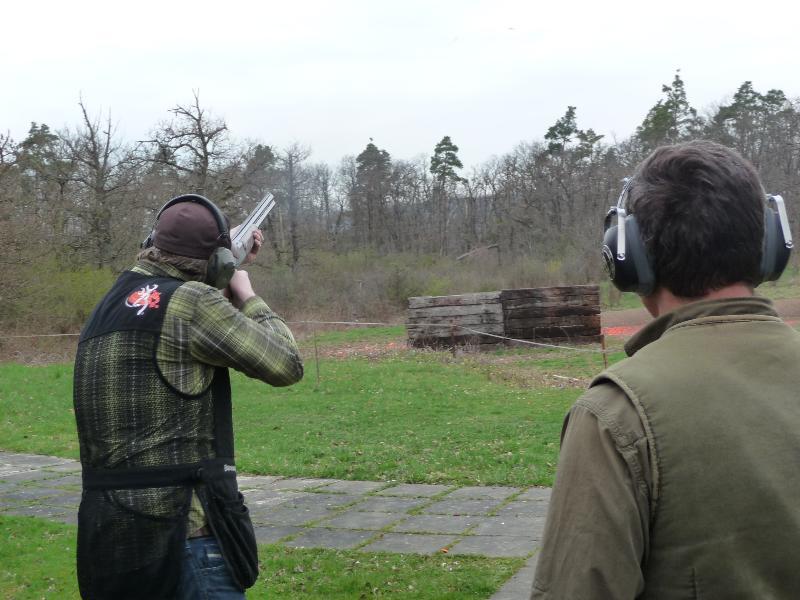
[0,451,548,599]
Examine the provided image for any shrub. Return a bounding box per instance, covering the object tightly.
[5,260,116,333]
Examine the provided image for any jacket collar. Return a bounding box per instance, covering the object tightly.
[625,296,780,356]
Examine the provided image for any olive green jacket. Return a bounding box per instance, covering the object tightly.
[532,297,800,599]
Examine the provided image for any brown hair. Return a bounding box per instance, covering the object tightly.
[137,246,207,281]
[630,140,765,298]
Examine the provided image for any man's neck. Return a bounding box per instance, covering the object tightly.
[642,283,755,318]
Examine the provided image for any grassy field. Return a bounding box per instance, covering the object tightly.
[0,364,78,458]
[0,515,522,600]
[4,275,800,599]
[0,325,621,598]
[0,331,625,487]
[0,516,76,599]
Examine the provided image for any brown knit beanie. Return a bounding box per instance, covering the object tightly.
[153,201,230,259]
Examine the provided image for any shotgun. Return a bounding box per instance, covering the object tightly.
[230,192,276,265]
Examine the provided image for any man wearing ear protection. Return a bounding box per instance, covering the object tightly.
[73,195,304,599]
[531,141,800,599]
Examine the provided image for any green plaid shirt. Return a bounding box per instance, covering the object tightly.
[132,260,303,391]
[131,259,304,532]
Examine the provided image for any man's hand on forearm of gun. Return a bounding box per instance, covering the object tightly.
[222,229,263,309]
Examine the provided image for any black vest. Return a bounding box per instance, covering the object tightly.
[74,270,257,599]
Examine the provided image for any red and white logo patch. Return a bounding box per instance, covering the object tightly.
[125,284,161,316]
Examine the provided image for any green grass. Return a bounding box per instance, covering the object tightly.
[0,333,571,599]
[0,364,79,459]
[505,348,628,380]
[0,516,77,599]
[0,515,522,599]
[303,325,406,345]
[257,545,523,599]
[0,350,586,486]
[234,354,579,486]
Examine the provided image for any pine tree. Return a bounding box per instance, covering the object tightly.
[636,70,702,150]
[354,141,392,248]
[430,136,464,183]
[545,106,603,159]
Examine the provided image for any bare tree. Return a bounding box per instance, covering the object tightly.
[143,91,248,203]
[308,163,336,241]
[0,132,16,185]
[275,144,311,269]
[62,99,139,267]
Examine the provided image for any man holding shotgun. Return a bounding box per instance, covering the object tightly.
[73,193,303,599]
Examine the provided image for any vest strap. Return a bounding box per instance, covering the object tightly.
[82,463,202,490]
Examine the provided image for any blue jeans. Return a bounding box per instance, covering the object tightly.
[176,536,247,599]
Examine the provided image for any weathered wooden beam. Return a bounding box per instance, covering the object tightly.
[505,315,601,329]
[506,325,601,338]
[407,317,504,330]
[502,297,598,310]
[407,304,503,318]
[502,305,600,318]
[500,285,599,301]
[408,292,501,309]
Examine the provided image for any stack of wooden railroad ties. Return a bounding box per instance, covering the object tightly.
[406,285,601,350]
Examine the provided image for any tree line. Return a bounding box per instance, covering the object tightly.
[1,73,799,327]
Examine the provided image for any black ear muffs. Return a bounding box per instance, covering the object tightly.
[602,207,656,296]
[601,178,656,296]
[142,194,236,289]
[601,184,794,294]
[759,194,793,283]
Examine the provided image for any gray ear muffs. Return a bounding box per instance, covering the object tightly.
[142,194,236,289]
[759,194,793,283]
[601,178,656,296]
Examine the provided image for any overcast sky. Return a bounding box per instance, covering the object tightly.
[3,0,799,169]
